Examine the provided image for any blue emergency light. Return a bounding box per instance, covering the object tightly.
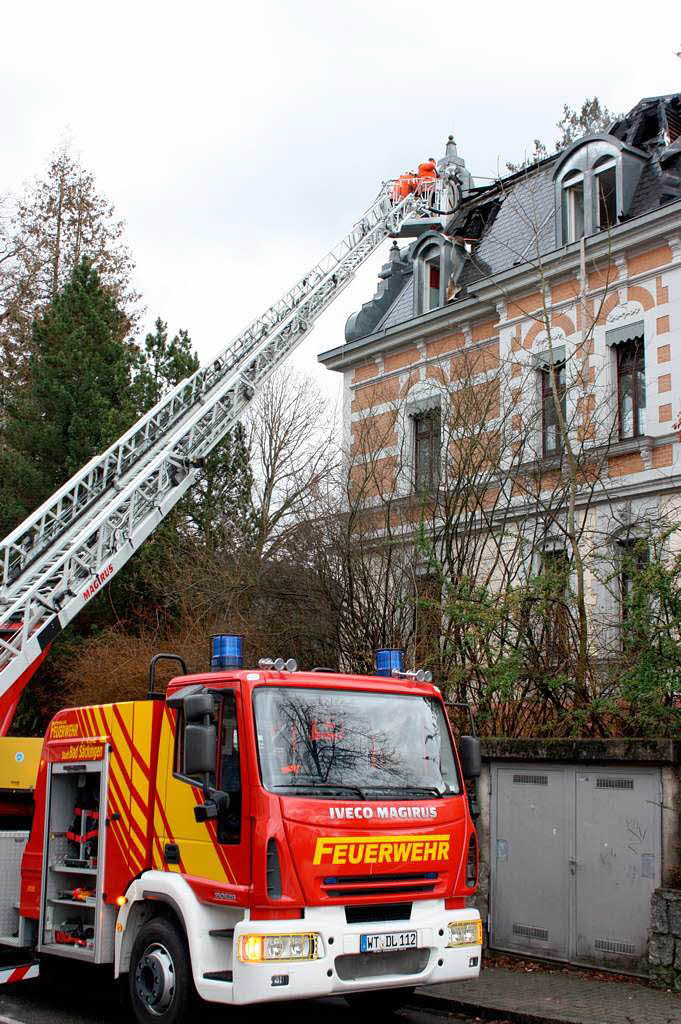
[375,648,404,677]
[210,634,243,671]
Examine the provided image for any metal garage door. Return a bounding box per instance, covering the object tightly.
[490,762,661,974]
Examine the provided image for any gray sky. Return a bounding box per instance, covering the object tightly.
[3,1,680,410]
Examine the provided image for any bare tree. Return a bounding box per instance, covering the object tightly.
[246,369,340,560]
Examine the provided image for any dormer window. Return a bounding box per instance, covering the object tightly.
[412,231,453,315]
[562,172,585,243]
[554,136,646,246]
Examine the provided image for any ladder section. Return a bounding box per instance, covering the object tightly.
[0,185,433,707]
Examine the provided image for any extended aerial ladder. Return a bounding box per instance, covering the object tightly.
[0,179,443,732]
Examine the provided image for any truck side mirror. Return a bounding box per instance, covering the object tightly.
[459,735,481,780]
[184,693,214,722]
[184,722,216,777]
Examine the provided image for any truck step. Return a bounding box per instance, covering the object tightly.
[0,961,39,985]
[203,970,233,982]
[208,928,234,938]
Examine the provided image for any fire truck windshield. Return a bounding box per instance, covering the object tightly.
[253,687,460,797]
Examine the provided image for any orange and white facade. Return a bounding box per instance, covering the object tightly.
[319,96,681,647]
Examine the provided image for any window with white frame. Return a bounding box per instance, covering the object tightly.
[413,408,441,493]
[616,338,646,439]
[594,156,617,229]
[618,536,649,623]
[561,171,585,243]
[540,546,570,645]
[422,246,441,312]
[412,233,452,316]
[541,361,567,457]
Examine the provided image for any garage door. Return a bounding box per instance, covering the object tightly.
[490,762,661,974]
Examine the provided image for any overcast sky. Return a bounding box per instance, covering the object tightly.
[3,1,680,410]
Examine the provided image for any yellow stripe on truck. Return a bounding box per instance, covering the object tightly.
[313,833,451,866]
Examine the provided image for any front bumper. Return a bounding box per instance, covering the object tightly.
[222,901,481,1005]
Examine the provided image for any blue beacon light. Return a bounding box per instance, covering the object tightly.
[375,648,404,677]
[210,634,244,671]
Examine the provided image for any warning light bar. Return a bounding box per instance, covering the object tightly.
[210,634,243,671]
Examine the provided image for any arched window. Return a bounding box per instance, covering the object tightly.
[553,136,646,245]
[421,245,441,312]
[412,231,453,315]
[561,170,585,243]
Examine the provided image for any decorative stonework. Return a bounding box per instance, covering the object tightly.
[530,327,566,350]
[649,888,681,990]
[605,300,644,325]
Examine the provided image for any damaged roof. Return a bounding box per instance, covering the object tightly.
[344,93,681,344]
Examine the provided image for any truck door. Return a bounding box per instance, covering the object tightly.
[161,686,250,893]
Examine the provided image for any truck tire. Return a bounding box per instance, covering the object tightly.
[345,986,416,1012]
[128,916,196,1024]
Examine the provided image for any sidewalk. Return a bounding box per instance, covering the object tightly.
[415,966,681,1024]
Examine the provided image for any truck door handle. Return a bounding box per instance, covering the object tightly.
[164,843,180,865]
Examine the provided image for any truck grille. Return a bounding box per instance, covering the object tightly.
[335,948,429,981]
[323,872,437,898]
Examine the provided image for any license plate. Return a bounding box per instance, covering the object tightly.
[360,929,417,953]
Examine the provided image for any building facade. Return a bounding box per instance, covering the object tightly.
[319,94,681,717]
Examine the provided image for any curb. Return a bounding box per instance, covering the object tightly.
[411,989,581,1024]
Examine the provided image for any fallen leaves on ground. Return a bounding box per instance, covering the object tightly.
[483,950,651,988]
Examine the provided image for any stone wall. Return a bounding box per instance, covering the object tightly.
[649,888,681,990]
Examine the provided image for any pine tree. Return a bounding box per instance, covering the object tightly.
[180,421,258,551]
[0,258,136,533]
[133,317,199,412]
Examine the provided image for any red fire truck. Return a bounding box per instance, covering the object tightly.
[0,638,481,1021]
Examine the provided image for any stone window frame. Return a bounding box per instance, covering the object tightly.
[605,319,647,442]
[413,406,442,494]
[531,344,567,462]
[412,231,453,315]
[607,517,653,638]
[399,381,443,497]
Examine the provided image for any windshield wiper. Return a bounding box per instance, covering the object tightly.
[361,785,448,798]
[271,783,368,799]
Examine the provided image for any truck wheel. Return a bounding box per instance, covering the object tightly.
[345,986,416,1012]
[128,917,195,1024]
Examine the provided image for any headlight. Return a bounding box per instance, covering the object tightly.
[238,932,320,963]
[447,920,482,947]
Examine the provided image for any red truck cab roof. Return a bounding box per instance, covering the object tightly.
[165,668,441,700]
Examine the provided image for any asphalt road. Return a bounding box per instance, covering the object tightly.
[0,973,497,1024]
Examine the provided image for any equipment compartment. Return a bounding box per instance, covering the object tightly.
[39,760,112,962]
[0,830,29,946]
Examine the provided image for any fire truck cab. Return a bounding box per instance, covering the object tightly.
[1,639,481,1022]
